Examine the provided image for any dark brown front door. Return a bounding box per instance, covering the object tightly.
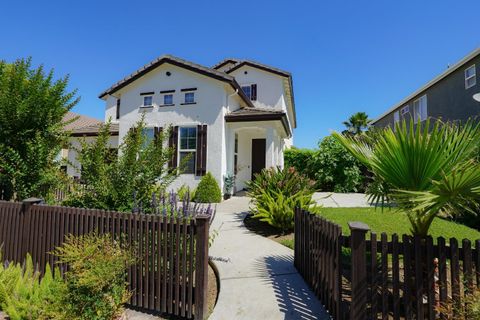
[251,139,266,180]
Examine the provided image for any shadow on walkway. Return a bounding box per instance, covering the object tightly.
[253,254,330,320]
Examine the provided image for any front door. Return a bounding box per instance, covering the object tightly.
[251,139,266,180]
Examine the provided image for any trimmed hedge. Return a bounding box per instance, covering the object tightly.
[194,172,222,203]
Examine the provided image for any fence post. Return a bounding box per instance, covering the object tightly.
[194,214,210,320]
[21,198,43,262]
[349,221,370,320]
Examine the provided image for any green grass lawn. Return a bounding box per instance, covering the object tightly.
[319,207,480,242]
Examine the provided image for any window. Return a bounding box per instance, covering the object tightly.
[241,86,251,99]
[143,95,153,107]
[413,95,428,123]
[184,92,195,104]
[400,105,409,116]
[394,111,400,124]
[141,128,155,147]
[241,84,257,101]
[179,127,197,174]
[465,65,476,89]
[164,94,173,105]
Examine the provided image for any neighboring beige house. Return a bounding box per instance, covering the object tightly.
[62,111,118,178]
[65,55,296,193]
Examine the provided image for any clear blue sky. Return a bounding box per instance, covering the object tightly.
[1,1,479,148]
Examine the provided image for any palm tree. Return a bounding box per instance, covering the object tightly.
[333,119,480,237]
[342,112,371,135]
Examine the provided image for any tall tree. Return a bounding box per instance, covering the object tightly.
[0,58,78,201]
[342,112,371,135]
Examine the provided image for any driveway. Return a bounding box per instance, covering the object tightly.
[208,196,330,320]
[313,192,371,207]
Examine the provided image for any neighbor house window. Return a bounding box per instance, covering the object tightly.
[179,127,197,174]
[184,92,195,104]
[143,95,153,107]
[465,65,476,89]
[241,84,257,101]
[164,94,173,105]
[393,111,400,124]
[413,95,428,123]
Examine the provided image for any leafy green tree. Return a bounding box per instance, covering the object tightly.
[65,117,178,211]
[342,111,371,135]
[333,119,480,237]
[0,58,78,201]
[308,135,366,192]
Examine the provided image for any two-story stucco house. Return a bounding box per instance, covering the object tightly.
[70,55,296,193]
[372,48,480,127]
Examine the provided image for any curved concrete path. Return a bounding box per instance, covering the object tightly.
[208,196,331,320]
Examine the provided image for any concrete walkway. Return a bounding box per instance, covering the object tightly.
[208,196,331,320]
[313,192,371,207]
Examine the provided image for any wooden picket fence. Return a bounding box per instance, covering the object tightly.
[294,208,480,320]
[0,199,210,319]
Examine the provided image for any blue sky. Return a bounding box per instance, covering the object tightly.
[1,1,479,148]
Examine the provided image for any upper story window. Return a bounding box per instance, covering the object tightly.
[413,95,428,123]
[184,92,195,104]
[465,65,476,89]
[143,95,153,107]
[164,94,173,105]
[241,84,257,101]
[178,127,197,174]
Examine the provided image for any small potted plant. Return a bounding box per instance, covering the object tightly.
[223,174,235,200]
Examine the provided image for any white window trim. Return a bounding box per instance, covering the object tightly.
[413,95,428,123]
[178,126,197,174]
[465,65,476,89]
[142,95,154,108]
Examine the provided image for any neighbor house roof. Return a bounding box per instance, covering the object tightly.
[64,111,119,137]
[98,55,255,108]
[372,47,480,124]
[214,59,297,128]
[225,108,291,137]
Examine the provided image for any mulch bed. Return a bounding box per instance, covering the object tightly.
[243,213,294,246]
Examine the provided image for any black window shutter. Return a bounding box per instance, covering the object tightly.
[168,126,178,169]
[116,99,121,119]
[251,84,257,101]
[154,127,163,148]
[196,125,208,176]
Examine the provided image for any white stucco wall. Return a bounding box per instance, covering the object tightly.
[103,63,243,192]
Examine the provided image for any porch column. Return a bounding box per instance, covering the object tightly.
[266,127,275,168]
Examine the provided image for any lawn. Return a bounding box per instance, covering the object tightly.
[319,207,480,242]
[245,207,480,250]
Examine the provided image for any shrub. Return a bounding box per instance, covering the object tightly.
[247,167,320,231]
[177,184,196,202]
[309,135,366,192]
[52,233,134,320]
[255,190,320,232]
[194,172,222,203]
[0,255,64,320]
[284,147,315,179]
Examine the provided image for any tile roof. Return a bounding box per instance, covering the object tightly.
[63,111,119,137]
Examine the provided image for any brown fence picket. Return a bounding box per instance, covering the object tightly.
[391,234,400,320]
[450,238,461,316]
[0,200,210,319]
[381,233,388,320]
[438,237,448,320]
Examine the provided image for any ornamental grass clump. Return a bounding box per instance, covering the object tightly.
[333,118,480,237]
[247,167,320,232]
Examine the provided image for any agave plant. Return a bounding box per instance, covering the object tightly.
[333,118,480,237]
